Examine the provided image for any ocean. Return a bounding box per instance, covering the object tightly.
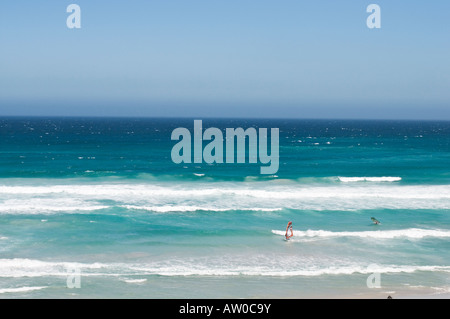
[0,117,449,298]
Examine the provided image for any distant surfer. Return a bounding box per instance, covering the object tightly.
[371,217,381,225]
[285,221,293,239]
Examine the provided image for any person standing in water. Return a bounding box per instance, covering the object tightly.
[285,221,293,239]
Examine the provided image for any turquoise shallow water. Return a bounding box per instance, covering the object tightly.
[0,117,449,298]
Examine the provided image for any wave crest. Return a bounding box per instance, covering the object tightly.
[338,177,402,182]
[1,258,450,278]
[272,228,450,239]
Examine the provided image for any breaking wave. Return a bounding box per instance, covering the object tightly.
[272,228,450,240]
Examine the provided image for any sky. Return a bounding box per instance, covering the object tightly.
[0,0,449,119]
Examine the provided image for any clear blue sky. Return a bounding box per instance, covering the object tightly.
[0,0,449,119]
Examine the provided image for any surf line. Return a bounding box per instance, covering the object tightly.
[171,120,279,174]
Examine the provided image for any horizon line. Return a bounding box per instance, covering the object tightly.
[1,114,449,123]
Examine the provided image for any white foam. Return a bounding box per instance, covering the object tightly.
[1,258,449,278]
[122,205,282,213]
[0,259,107,278]
[0,198,109,214]
[272,228,450,240]
[431,286,450,294]
[338,177,402,183]
[0,205,109,214]
[114,263,450,277]
[120,278,147,284]
[1,181,450,213]
[0,286,48,294]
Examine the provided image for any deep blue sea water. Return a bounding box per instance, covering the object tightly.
[0,117,449,298]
